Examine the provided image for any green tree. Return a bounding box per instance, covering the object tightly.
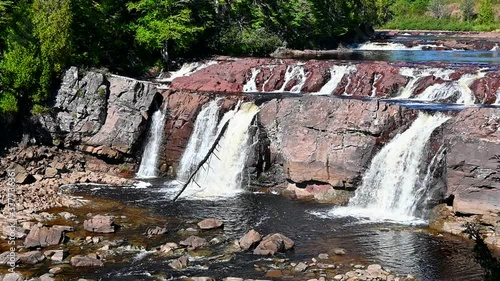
[127,0,207,63]
[478,0,494,24]
[461,0,475,21]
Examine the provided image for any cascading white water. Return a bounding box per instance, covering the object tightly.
[176,99,222,181]
[313,65,357,96]
[397,67,455,99]
[326,113,450,223]
[356,42,440,51]
[137,106,168,178]
[275,64,307,93]
[158,61,217,83]
[496,89,500,105]
[416,71,486,105]
[243,68,261,92]
[177,102,259,198]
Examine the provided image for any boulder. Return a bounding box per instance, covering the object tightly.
[11,163,33,184]
[83,215,115,233]
[24,226,65,248]
[238,229,262,251]
[253,233,294,255]
[197,218,223,230]
[179,236,207,251]
[2,273,23,281]
[70,255,103,267]
[169,255,189,269]
[145,226,167,237]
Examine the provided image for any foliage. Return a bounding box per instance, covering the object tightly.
[215,26,282,56]
[428,0,449,19]
[461,0,475,21]
[478,0,495,24]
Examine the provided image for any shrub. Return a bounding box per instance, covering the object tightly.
[478,0,495,24]
[461,0,475,21]
[216,26,283,57]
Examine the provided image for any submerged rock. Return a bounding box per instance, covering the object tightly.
[169,255,189,269]
[197,218,224,230]
[180,236,208,250]
[70,255,104,267]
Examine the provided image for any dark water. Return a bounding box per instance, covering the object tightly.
[66,182,490,281]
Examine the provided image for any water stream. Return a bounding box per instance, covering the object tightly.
[137,106,167,178]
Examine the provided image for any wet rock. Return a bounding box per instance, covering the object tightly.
[169,255,189,269]
[334,248,346,255]
[58,212,76,220]
[159,242,180,254]
[70,255,104,267]
[238,229,262,251]
[265,269,283,278]
[49,267,62,274]
[318,253,329,260]
[253,233,294,255]
[83,215,115,233]
[24,226,65,248]
[197,218,223,230]
[50,250,66,262]
[17,251,45,264]
[180,236,208,250]
[294,262,308,272]
[189,278,215,281]
[145,226,167,237]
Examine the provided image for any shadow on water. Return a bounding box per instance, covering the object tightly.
[464,223,500,281]
[61,183,497,281]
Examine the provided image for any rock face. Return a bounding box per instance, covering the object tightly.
[83,215,115,233]
[258,96,416,189]
[36,67,159,159]
[443,108,500,215]
[168,58,499,104]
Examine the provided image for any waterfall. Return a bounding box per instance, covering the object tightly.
[314,65,357,96]
[176,102,259,198]
[416,72,485,104]
[176,99,222,181]
[397,67,455,99]
[356,42,440,51]
[326,113,450,223]
[137,106,167,178]
[158,61,217,83]
[243,68,261,92]
[275,64,307,93]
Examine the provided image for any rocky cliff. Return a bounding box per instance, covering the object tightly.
[36,67,161,160]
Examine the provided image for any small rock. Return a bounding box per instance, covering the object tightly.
[318,253,329,260]
[169,255,189,269]
[253,233,294,256]
[197,218,224,230]
[333,275,343,280]
[3,272,23,281]
[51,250,66,262]
[239,229,262,251]
[294,262,308,272]
[17,251,45,264]
[180,236,207,250]
[265,269,283,278]
[223,278,244,281]
[83,215,115,233]
[58,212,76,220]
[49,267,62,274]
[189,277,215,281]
[145,226,167,237]
[39,273,55,281]
[333,248,346,255]
[70,255,103,267]
[45,167,59,178]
